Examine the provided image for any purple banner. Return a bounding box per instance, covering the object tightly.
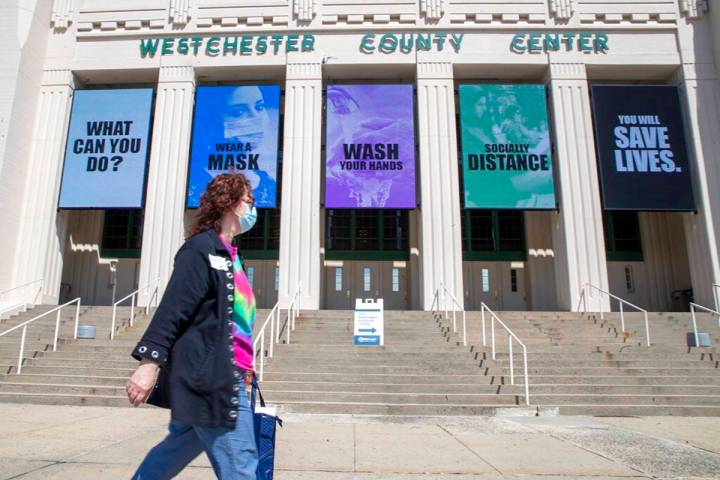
[325,84,416,208]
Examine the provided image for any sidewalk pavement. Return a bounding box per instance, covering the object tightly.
[1,403,719,479]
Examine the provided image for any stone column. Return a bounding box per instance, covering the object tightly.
[416,60,464,310]
[11,69,75,304]
[547,62,610,312]
[138,66,196,304]
[277,61,323,310]
[676,14,720,307]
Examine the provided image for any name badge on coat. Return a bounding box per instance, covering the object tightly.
[208,254,228,271]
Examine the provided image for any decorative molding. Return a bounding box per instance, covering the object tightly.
[294,0,316,22]
[549,0,574,21]
[41,69,75,88]
[51,0,74,30]
[420,0,445,21]
[287,62,322,81]
[679,0,708,19]
[170,0,191,26]
[322,13,416,25]
[158,66,196,84]
[417,61,453,81]
[578,12,677,24]
[449,13,545,24]
[548,62,587,81]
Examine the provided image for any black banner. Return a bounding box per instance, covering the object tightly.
[591,85,695,211]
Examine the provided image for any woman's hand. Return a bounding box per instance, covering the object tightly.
[244,369,254,386]
[127,359,160,407]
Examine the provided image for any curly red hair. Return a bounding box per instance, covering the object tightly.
[188,172,254,238]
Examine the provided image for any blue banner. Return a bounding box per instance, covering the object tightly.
[187,85,281,208]
[58,89,153,208]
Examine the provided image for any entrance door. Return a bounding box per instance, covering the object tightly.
[324,263,353,309]
[499,263,527,311]
[354,262,382,300]
[244,260,279,309]
[381,262,408,310]
[464,262,501,310]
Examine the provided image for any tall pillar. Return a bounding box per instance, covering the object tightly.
[547,62,610,312]
[138,66,196,303]
[277,61,323,310]
[11,69,74,304]
[676,14,720,306]
[416,60,464,310]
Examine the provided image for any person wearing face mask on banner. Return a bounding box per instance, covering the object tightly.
[126,172,259,479]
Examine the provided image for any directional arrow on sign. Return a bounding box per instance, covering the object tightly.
[359,328,377,333]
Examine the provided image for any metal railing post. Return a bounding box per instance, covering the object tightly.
[462,310,467,347]
[73,300,80,340]
[286,310,291,344]
[111,304,117,341]
[17,325,27,375]
[481,305,486,347]
[130,294,136,328]
[259,331,265,382]
[619,301,625,332]
[643,310,650,346]
[490,316,496,360]
[690,304,700,348]
[508,336,514,385]
[53,309,61,352]
[523,346,530,405]
[269,306,275,358]
[452,308,457,333]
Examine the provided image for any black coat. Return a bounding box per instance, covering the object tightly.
[131,228,248,428]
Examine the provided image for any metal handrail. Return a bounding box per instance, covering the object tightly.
[0,279,44,318]
[578,283,651,346]
[254,303,280,382]
[431,283,467,346]
[110,278,160,340]
[285,283,302,345]
[480,302,530,405]
[254,282,301,382]
[689,302,720,347]
[0,297,81,374]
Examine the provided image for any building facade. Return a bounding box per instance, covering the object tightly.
[1,0,718,313]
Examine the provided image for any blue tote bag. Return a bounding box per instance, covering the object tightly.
[251,377,283,480]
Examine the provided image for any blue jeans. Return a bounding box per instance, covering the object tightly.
[132,384,258,479]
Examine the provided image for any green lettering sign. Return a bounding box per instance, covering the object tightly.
[510,32,609,54]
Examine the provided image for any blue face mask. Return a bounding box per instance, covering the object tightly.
[237,201,257,234]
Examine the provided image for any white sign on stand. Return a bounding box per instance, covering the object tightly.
[353,298,384,346]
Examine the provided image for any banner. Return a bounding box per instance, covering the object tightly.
[591,85,695,211]
[58,89,153,208]
[459,84,556,209]
[325,84,416,209]
[187,85,281,208]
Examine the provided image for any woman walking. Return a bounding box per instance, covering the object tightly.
[127,172,259,479]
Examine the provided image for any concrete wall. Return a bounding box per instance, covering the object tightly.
[0,0,50,296]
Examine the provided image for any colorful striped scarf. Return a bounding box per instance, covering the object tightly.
[218,233,256,371]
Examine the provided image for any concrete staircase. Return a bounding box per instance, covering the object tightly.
[455,310,720,416]
[0,306,271,406]
[0,305,718,416]
[260,310,524,415]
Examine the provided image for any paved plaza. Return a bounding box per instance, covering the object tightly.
[0,404,719,479]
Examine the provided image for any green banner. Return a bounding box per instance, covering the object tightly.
[459,84,556,209]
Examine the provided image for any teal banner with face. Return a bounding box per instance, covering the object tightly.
[459,84,556,209]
